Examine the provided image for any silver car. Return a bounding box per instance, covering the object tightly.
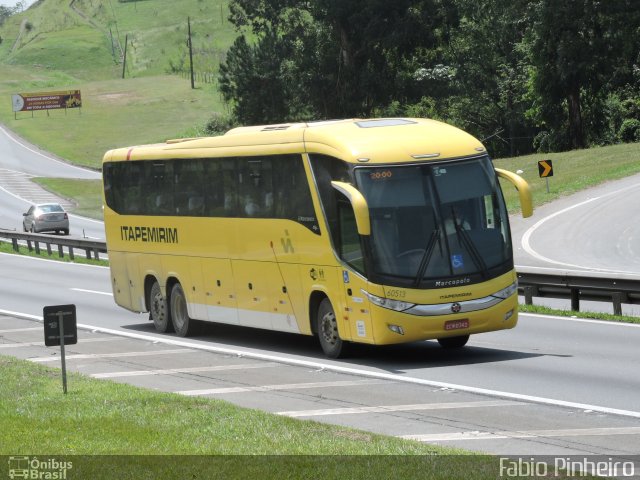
[22,203,70,235]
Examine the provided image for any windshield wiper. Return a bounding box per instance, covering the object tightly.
[413,228,441,288]
[450,207,487,275]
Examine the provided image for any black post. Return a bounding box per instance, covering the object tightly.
[188,17,195,89]
[524,286,533,306]
[122,34,128,79]
[570,288,580,312]
[612,292,623,316]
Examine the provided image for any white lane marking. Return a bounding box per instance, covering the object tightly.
[30,349,187,362]
[178,380,383,396]
[402,427,640,442]
[91,363,274,379]
[521,182,640,274]
[71,288,113,296]
[0,337,118,348]
[3,308,640,419]
[0,327,41,333]
[278,400,524,418]
[519,312,640,328]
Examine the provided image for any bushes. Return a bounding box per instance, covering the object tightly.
[619,119,640,143]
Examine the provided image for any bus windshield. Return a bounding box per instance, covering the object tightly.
[354,156,512,287]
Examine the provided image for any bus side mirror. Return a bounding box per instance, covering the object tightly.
[494,168,533,218]
[331,181,371,236]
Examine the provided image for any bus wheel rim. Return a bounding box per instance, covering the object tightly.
[320,311,338,345]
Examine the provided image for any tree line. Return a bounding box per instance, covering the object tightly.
[216,0,639,157]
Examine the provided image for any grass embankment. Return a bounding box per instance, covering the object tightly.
[496,142,640,213]
[0,240,108,266]
[518,304,640,324]
[0,355,528,480]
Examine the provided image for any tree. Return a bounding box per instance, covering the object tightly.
[524,0,639,150]
[220,0,456,121]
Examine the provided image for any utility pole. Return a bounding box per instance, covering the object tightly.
[187,17,195,89]
[122,34,128,79]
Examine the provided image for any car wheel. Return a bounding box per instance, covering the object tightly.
[317,298,349,358]
[170,283,195,337]
[62,229,69,235]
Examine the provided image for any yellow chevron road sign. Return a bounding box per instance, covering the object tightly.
[538,159,553,178]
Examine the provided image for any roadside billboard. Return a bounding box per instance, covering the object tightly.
[11,90,82,112]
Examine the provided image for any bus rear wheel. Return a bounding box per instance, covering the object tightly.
[149,281,173,333]
[170,283,195,337]
[437,335,470,349]
[317,298,349,358]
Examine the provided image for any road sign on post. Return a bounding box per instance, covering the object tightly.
[538,159,553,178]
[43,304,77,394]
[538,159,553,193]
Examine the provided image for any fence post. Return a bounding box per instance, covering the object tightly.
[570,288,580,311]
[524,286,533,305]
[612,292,623,316]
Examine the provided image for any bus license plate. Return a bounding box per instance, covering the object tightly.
[444,319,469,331]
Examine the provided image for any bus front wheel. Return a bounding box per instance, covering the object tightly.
[437,335,469,349]
[317,298,349,358]
[149,281,173,333]
[170,283,195,337]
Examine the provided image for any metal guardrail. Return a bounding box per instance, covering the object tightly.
[517,266,640,316]
[0,228,107,261]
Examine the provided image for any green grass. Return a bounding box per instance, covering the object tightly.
[518,303,640,324]
[0,239,108,266]
[496,142,640,213]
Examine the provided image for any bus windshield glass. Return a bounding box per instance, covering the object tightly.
[354,156,512,287]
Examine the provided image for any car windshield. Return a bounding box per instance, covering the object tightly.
[38,204,64,213]
[354,156,512,287]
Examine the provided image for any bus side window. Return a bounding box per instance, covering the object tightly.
[174,159,204,216]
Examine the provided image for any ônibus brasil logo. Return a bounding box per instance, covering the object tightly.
[7,457,72,479]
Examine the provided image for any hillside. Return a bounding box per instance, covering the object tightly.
[0,0,236,167]
[1,0,236,80]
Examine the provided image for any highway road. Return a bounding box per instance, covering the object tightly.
[1,123,639,463]
[0,125,104,239]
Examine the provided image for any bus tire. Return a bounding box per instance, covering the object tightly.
[437,335,469,349]
[149,281,173,333]
[317,298,349,358]
[170,283,195,337]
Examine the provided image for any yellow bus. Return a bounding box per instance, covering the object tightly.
[102,118,532,358]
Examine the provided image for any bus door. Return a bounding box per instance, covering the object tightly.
[201,258,239,325]
[336,198,374,343]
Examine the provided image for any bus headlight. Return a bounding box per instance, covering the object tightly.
[492,282,518,299]
[361,290,415,312]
